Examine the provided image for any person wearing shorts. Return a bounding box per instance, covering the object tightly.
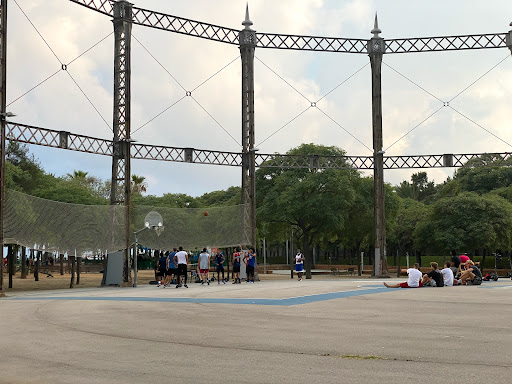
[164,248,178,287]
[157,251,167,286]
[198,248,210,285]
[421,262,444,287]
[173,246,189,288]
[232,247,242,284]
[244,247,256,283]
[295,249,304,281]
[214,249,226,284]
[459,260,482,285]
[384,263,423,288]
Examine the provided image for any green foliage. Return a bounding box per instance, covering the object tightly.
[442,154,512,196]
[414,192,512,254]
[388,198,429,252]
[196,186,241,207]
[394,172,436,202]
[34,178,108,205]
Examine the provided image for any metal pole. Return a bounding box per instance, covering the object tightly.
[111,1,133,284]
[0,0,8,296]
[239,5,257,247]
[263,238,266,274]
[286,239,289,265]
[290,230,294,279]
[368,14,389,278]
[133,233,138,287]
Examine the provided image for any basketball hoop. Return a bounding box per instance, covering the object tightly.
[134,211,164,287]
[155,225,165,237]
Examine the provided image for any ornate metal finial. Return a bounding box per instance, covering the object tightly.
[242,3,253,30]
[371,13,381,38]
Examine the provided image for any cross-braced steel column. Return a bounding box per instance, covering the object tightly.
[368,15,388,277]
[239,6,257,247]
[0,0,7,295]
[507,22,512,54]
[111,0,132,283]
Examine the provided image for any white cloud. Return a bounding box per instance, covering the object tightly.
[6,0,512,196]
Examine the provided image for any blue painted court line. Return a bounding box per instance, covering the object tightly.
[8,287,389,306]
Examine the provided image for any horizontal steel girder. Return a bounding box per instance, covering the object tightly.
[6,122,512,170]
[68,1,509,54]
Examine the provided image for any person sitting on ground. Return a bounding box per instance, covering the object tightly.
[450,249,461,275]
[384,263,423,288]
[459,253,470,265]
[421,262,444,287]
[440,261,454,287]
[458,260,483,285]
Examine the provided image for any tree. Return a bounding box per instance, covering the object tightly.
[131,174,148,196]
[394,172,436,202]
[256,144,358,279]
[437,154,512,197]
[414,192,512,254]
[387,198,429,255]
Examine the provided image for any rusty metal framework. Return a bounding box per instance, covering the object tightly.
[385,33,508,53]
[0,0,7,293]
[68,0,509,54]
[7,122,512,171]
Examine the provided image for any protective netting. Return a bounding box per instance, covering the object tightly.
[131,204,247,249]
[4,189,248,254]
[4,189,126,254]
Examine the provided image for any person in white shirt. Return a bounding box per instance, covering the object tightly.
[198,248,210,285]
[295,249,304,281]
[384,263,423,288]
[441,261,454,287]
[173,246,189,288]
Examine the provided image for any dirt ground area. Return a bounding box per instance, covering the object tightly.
[0,268,359,292]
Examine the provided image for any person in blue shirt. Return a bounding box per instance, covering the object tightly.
[164,248,178,287]
[232,247,242,284]
[243,247,256,283]
[214,249,226,284]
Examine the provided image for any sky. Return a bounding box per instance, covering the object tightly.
[6,0,512,197]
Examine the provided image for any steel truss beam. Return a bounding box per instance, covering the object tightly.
[7,122,512,170]
[68,1,509,54]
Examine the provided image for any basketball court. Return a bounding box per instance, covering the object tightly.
[1,277,511,383]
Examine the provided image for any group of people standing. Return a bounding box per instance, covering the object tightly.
[155,245,258,287]
[384,250,483,289]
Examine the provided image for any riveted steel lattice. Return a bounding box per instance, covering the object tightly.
[256,34,368,53]
[0,0,7,291]
[9,122,512,171]
[6,122,60,147]
[131,144,184,162]
[132,6,240,44]
[240,21,257,247]
[68,1,511,56]
[68,0,113,17]
[385,33,508,54]
[111,1,132,205]
[255,154,375,170]
[6,122,112,155]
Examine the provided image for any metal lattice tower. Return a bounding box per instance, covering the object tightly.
[239,6,257,247]
[0,0,7,294]
[368,15,387,277]
[111,0,132,282]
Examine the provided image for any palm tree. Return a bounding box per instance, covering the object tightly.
[131,174,148,195]
[67,170,88,180]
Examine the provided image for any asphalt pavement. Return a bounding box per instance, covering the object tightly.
[1,277,511,383]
